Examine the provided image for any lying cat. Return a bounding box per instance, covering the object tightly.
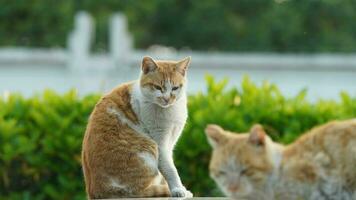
[205,119,356,200]
[82,56,192,199]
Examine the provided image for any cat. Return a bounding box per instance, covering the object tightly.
[81,56,193,199]
[205,119,356,200]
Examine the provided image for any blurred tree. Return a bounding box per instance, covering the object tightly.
[0,0,355,52]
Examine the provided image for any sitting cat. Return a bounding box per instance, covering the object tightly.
[82,56,193,199]
[205,119,356,200]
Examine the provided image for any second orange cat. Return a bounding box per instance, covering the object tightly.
[206,119,356,200]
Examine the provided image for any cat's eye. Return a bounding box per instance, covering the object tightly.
[217,170,227,176]
[153,85,162,91]
[172,86,179,91]
[240,169,248,175]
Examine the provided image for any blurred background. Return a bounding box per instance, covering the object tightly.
[1,0,356,99]
[0,0,356,199]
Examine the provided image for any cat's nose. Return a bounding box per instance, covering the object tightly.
[162,97,170,103]
[228,184,239,192]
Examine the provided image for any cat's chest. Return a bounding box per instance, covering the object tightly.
[135,100,187,132]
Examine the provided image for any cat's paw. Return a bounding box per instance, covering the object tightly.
[171,187,193,198]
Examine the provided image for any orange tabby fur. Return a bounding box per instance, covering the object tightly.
[205,119,356,199]
[82,83,168,199]
[82,57,190,199]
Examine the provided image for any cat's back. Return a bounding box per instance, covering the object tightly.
[308,119,356,156]
[284,119,356,190]
[286,119,356,155]
[316,119,356,184]
[84,81,138,136]
[82,80,154,158]
[82,81,160,198]
[313,119,356,197]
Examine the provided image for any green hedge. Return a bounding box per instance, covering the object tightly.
[1,0,356,52]
[0,91,99,200]
[1,76,356,199]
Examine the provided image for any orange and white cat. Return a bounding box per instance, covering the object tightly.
[82,56,193,199]
[205,119,356,200]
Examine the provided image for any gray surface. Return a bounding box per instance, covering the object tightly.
[104,198,228,200]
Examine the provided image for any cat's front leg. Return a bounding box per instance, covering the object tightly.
[158,146,193,198]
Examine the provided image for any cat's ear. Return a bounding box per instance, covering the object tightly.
[142,56,158,74]
[205,124,227,148]
[249,124,266,146]
[176,56,191,76]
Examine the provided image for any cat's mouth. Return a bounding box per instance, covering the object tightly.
[157,97,175,108]
[157,101,173,108]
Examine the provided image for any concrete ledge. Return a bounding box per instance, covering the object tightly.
[103,198,228,200]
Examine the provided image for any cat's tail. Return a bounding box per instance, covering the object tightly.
[82,150,92,199]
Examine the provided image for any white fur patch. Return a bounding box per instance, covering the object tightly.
[109,177,126,190]
[107,107,147,135]
[266,137,283,182]
[152,172,164,185]
[163,80,172,98]
[138,152,158,171]
[130,80,188,191]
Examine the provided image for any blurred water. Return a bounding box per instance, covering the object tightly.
[0,64,355,101]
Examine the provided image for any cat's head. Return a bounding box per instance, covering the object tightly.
[139,56,191,108]
[205,124,274,198]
